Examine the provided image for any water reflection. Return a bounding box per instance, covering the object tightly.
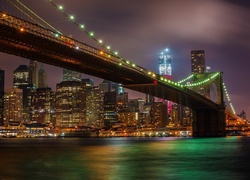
[0,137,250,179]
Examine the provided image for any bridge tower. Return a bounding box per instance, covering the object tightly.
[190,72,226,137]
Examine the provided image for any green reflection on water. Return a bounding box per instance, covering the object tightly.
[0,137,248,180]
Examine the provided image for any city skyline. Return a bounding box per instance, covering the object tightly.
[0,0,250,117]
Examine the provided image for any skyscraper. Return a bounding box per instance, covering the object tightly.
[28,60,38,88]
[13,65,29,87]
[29,87,56,125]
[117,92,129,112]
[158,48,173,115]
[13,65,35,122]
[0,68,4,125]
[63,69,81,82]
[103,91,117,127]
[38,63,48,88]
[159,48,172,80]
[191,50,206,74]
[56,81,86,128]
[150,102,168,128]
[4,88,23,126]
[86,87,104,127]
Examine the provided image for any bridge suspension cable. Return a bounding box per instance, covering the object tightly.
[177,74,194,84]
[7,0,41,26]
[223,83,236,114]
[48,0,120,58]
[7,0,61,34]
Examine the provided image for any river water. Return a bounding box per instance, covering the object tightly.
[0,136,250,180]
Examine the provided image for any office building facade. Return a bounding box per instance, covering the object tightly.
[29,87,56,125]
[86,87,104,127]
[191,50,206,74]
[4,88,23,126]
[56,81,86,128]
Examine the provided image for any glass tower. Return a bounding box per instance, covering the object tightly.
[159,48,172,80]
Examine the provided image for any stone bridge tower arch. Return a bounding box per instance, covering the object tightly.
[190,72,224,106]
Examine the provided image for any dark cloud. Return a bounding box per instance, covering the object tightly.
[0,0,249,117]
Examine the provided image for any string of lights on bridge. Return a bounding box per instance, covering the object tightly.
[183,72,220,87]
[223,83,236,114]
[48,0,120,58]
[177,74,194,84]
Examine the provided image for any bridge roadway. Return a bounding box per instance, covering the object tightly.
[0,12,226,137]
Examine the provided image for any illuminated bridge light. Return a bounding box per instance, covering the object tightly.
[106,46,110,50]
[148,71,151,75]
[114,51,118,55]
[80,24,84,29]
[108,55,111,58]
[152,74,156,77]
[100,51,103,54]
[2,14,6,17]
[58,5,63,10]
[132,64,136,67]
[75,46,79,50]
[98,39,103,44]
[119,63,122,66]
[20,28,24,32]
[89,32,94,37]
[126,61,130,64]
[54,33,59,37]
[160,77,164,81]
[70,15,74,20]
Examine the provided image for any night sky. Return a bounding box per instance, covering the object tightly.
[0,0,249,118]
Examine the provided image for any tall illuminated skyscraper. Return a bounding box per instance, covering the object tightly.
[13,65,35,122]
[56,81,86,128]
[4,88,23,126]
[191,50,206,74]
[29,87,56,125]
[86,87,104,127]
[159,48,172,80]
[158,48,173,115]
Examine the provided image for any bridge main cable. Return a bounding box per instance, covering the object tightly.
[8,0,61,34]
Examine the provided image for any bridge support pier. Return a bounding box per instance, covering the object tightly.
[192,107,226,137]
